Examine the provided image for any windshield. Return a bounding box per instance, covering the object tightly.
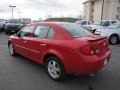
[61,23,92,38]
[75,20,82,24]
[107,23,120,29]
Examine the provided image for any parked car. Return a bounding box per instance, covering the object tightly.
[4,19,23,34]
[86,20,119,33]
[0,20,6,31]
[75,20,92,26]
[95,23,120,44]
[8,22,111,81]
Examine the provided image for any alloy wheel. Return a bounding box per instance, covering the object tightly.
[47,60,61,79]
[9,43,16,56]
[110,36,118,44]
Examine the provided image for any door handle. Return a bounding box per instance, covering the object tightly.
[40,43,46,46]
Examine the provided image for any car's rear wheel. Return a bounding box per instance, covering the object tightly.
[109,35,119,44]
[45,56,66,81]
[8,43,16,56]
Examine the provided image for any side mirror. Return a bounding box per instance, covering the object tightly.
[14,32,21,37]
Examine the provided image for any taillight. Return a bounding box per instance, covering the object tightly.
[80,45,96,56]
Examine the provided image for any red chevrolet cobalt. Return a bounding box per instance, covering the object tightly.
[8,22,111,80]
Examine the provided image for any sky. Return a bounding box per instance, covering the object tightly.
[0,0,85,20]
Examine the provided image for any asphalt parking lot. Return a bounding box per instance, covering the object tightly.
[0,32,120,90]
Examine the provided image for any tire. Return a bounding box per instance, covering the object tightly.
[45,56,66,81]
[4,29,9,34]
[8,43,16,56]
[109,35,119,44]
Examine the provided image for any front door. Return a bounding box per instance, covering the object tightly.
[14,25,35,58]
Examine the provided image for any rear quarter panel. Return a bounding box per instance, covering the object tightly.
[41,39,89,73]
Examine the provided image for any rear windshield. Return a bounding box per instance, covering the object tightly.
[61,23,92,38]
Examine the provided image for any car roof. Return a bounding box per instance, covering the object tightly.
[30,21,74,26]
[76,20,90,21]
[96,20,119,22]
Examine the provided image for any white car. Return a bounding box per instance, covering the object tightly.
[86,20,119,32]
[95,23,120,44]
[75,20,92,26]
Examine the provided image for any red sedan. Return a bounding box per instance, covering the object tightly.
[8,22,111,80]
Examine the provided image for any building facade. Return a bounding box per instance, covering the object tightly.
[83,0,120,21]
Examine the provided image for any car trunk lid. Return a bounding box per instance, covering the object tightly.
[76,35,109,56]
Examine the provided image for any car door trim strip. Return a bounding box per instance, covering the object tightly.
[15,44,40,54]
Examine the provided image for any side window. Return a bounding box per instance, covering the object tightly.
[81,21,87,25]
[111,21,116,24]
[20,26,34,37]
[34,25,49,38]
[103,21,110,26]
[88,21,91,25]
[47,27,55,39]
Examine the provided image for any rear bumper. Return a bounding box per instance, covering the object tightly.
[64,49,111,75]
[76,52,111,74]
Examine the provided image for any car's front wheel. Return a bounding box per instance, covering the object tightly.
[45,56,66,81]
[8,43,16,56]
[109,35,119,44]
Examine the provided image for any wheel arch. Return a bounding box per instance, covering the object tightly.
[109,33,120,39]
[44,52,67,80]
[43,52,64,66]
[8,40,11,47]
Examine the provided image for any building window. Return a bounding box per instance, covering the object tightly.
[86,3,88,7]
[117,6,120,13]
[92,9,94,13]
[92,2,94,5]
[116,15,120,20]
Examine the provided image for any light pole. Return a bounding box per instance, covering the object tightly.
[101,0,104,20]
[9,5,16,21]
